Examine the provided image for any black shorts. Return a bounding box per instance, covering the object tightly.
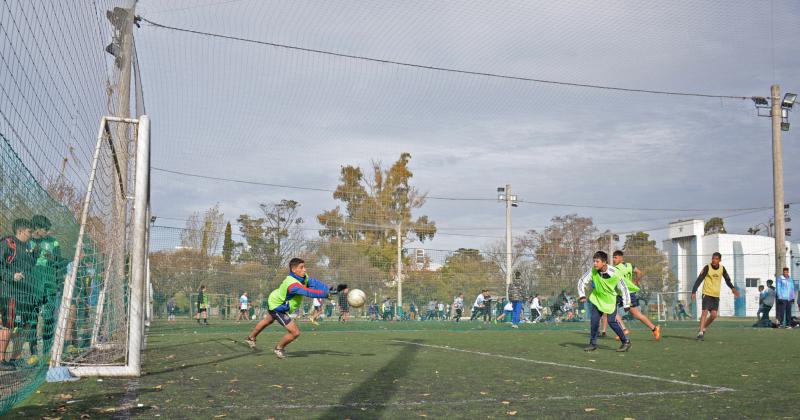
[340,307,349,313]
[702,295,720,311]
[268,310,293,327]
[616,292,640,309]
[240,309,248,313]
[197,307,207,313]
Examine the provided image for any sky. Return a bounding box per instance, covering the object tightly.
[133,0,800,253]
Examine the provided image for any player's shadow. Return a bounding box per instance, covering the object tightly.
[318,339,423,420]
[289,349,353,358]
[144,351,256,375]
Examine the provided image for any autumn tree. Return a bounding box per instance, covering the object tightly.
[180,204,225,256]
[704,217,726,234]
[237,199,305,270]
[317,153,437,247]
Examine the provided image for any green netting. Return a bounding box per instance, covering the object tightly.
[0,134,81,412]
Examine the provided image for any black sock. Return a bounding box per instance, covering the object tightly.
[651,327,656,331]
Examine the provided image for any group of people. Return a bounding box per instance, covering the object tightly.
[756,267,798,328]
[0,216,80,371]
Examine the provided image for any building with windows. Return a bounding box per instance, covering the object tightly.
[664,219,797,318]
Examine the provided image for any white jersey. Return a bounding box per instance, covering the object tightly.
[239,295,249,310]
[453,297,464,310]
[504,302,513,311]
[473,294,485,308]
[437,302,445,311]
[531,297,542,310]
[313,298,322,307]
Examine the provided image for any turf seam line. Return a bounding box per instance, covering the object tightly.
[391,340,735,392]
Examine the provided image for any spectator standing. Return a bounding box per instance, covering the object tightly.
[509,271,527,328]
[425,300,436,321]
[338,288,350,322]
[776,268,795,328]
[530,294,543,323]
[409,302,417,320]
[167,298,176,321]
[437,301,445,320]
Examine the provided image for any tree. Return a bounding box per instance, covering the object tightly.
[522,214,598,297]
[180,204,225,256]
[622,231,677,293]
[317,153,437,247]
[237,199,305,269]
[222,222,234,264]
[704,217,726,235]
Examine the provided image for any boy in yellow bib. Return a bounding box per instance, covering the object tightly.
[691,252,740,341]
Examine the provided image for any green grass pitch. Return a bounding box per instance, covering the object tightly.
[5,319,799,419]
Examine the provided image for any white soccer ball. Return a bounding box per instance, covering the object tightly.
[347,289,367,308]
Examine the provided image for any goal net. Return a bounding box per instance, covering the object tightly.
[48,115,150,378]
[656,291,698,323]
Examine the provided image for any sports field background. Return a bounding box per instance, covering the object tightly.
[5,318,799,419]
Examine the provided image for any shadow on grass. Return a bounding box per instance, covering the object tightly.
[317,339,422,419]
[289,349,354,358]
[4,388,160,419]
[145,351,256,375]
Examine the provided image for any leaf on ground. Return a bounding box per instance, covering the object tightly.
[271,384,283,388]
[507,411,518,416]
[80,414,91,419]
[214,414,227,418]
[543,376,555,380]
[58,394,73,400]
[501,401,510,405]
[624,417,636,420]
[584,408,597,412]
[690,374,698,378]
[256,364,263,367]
[741,374,749,377]
[480,391,488,395]
[155,385,163,391]
[42,417,61,420]
[420,393,431,397]
[229,378,239,383]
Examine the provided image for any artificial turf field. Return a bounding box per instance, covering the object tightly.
[5,318,799,419]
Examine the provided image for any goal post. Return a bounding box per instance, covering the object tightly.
[48,115,150,378]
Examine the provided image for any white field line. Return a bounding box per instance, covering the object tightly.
[214,389,725,411]
[392,340,735,392]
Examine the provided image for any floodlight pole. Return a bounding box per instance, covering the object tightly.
[771,84,787,274]
[505,184,512,300]
[396,223,402,320]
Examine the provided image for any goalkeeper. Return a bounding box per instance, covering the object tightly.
[245,258,345,358]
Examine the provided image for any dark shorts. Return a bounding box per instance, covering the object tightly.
[239,309,248,313]
[268,310,293,327]
[702,295,720,311]
[617,292,640,309]
[197,307,207,313]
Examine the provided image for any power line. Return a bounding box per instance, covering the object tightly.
[139,16,750,101]
[152,166,786,213]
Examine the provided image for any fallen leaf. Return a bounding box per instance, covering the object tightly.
[501,401,510,405]
[155,385,163,391]
[214,415,227,418]
[420,393,431,397]
[624,418,635,420]
[690,374,698,378]
[740,374,749,377]
[507,411,518,416]
[480,391,488,395]
[584,408,597,412]
[80,414,91,419]
[543,376,554,380]
[58,394,73,400]
[271,384,283,388]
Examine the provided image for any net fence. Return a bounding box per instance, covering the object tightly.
[0,0,137,413]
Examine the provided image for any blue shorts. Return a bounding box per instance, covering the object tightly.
[617,292,640,309]
[268,310,293,327]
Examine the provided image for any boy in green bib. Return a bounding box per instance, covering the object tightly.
[612,250,661,341]
[577,251,631,352]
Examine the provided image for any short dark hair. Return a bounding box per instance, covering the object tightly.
[612,250,624,257]
[289,257,305,270]
[767,279,773,285]
[783,267,789,272]
[712,252,722,259]
[31,215,52,230]
[593,251,608,263]
[12,218,32,233]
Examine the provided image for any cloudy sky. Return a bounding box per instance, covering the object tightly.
[134,0,800,252]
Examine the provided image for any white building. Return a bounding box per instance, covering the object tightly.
[664,219,797,318]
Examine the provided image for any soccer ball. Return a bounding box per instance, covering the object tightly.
[347,289,367,308]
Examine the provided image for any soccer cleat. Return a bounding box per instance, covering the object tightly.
[273,347,287,359]
[584,344,598,352]
[652,326,662,341]
[245,336,257,350]
[616,341,632,352]
[696,331,704,341]
[511,324,519,329]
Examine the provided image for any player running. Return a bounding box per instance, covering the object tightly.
[612,250,661,340]
[244,258,345,358]
[577,251,631,352]
[691,252,740,341]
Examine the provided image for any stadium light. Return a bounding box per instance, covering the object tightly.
[782,93,796,109]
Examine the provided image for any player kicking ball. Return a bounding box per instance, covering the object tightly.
[577,251,632,352]
[244,258,346,358]
[612,250,661,341]
[691,252,739,341]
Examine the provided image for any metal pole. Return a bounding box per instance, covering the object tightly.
[396,223,402,320]
[505,184,512,300]
[126,114,149,376]
[771,84,786,274]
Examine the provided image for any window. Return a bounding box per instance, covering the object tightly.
[746,278,759,288]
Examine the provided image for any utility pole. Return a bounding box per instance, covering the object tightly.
[505,185,512,300]
[396,223,402,320]
[771,84,787,274]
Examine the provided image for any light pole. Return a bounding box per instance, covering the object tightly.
[752,86,795,275]
[497,185,518,300]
